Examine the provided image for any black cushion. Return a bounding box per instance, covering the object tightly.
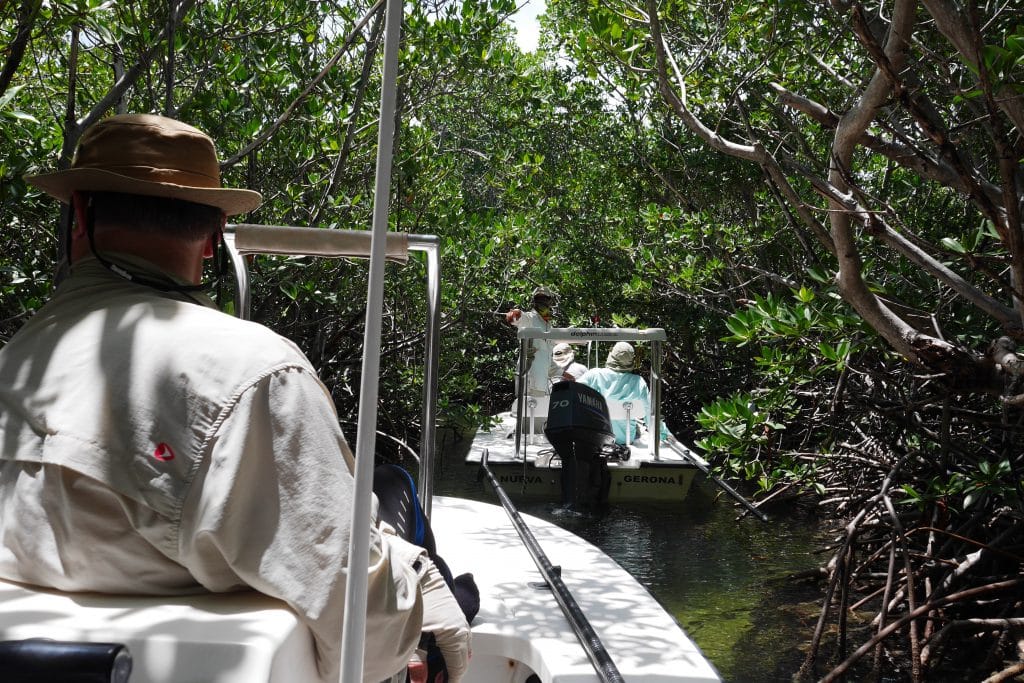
[0,638,132,683]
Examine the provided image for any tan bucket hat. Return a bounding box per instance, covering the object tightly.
[605,342,635,371]
[25,114,262,216]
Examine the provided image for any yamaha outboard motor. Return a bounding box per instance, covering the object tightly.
[544,382,615,513]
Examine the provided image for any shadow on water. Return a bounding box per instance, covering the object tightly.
[435,439,824,683]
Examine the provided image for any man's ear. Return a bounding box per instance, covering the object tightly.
[203,215,226,259]
[70,192,89,240]
[203,234,216,259]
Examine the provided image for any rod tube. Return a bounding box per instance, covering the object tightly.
[480,450,626,683]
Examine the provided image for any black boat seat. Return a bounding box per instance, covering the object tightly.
[373,464,479,624]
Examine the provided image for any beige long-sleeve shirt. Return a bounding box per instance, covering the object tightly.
[0,256,428,682]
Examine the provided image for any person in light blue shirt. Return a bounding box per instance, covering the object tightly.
[578,342,655,444]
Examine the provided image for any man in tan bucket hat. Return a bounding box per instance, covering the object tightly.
[30,114,263,290]
[0,114,469,682]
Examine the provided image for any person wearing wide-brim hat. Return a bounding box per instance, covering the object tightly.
[4,114,470,683]
[26,114,262,291]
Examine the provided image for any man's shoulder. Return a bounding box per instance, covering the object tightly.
[4,282,317,381]
[167,305,312,369]
[513,310,551,333]
[16,290,312,377]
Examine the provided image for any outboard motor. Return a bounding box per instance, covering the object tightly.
[544,382,615,513]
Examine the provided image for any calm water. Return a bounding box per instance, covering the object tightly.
[434,441,824,683]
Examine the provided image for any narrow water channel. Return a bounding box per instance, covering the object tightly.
[435,443,825,682]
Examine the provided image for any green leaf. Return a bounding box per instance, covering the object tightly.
[0,85,25,111]
[940,237,967,254]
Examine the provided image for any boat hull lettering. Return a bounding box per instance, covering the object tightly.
[481,462,698,502]
[622,474,677,484]
[498,474,547,485]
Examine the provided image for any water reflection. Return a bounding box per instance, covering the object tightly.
[436,456,823,682]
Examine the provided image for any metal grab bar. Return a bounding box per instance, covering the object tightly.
[232,224,410,261]
[479,450,626,683]
[624,401,633,445]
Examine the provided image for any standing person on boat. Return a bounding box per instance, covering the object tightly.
[0,114,469,683]
[579,341,663,445]
[550,342,587,383]
[504,285,558,396]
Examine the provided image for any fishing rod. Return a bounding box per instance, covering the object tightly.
[665,441,770,523]
[479,449,626,683]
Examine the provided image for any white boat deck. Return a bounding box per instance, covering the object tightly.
[432,496,721,682]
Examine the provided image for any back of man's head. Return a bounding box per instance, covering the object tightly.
[87,192,223,242]
[26,114,264,282]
